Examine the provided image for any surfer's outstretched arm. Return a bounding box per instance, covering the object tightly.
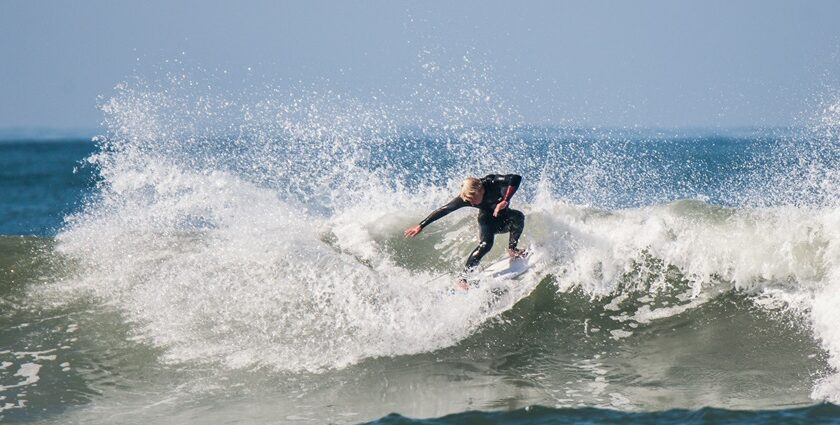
[419,196,469,228]
[404,196,468,238]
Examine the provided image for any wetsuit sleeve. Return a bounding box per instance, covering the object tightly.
[419,196,469,229]
[486,174,522,202]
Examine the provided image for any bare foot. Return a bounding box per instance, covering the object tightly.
[456,279,469,291]
[507,248,526,258]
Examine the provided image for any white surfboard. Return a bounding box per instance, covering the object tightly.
[479,250,535,281]
[425,248,540,292]
[427,249,541,322]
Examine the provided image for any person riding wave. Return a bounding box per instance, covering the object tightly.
[404,174,525,290]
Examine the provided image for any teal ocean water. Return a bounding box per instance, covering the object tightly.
[1,82,839,424]
[365,404,840,424]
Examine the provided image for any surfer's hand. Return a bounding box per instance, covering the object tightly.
[493,200,508,217]
[404,225,422,238]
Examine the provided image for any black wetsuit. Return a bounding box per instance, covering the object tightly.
[419,174,524,274]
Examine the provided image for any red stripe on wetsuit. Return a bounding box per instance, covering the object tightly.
[502,184,516,203]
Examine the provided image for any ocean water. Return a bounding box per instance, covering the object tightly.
[1,82,840,424]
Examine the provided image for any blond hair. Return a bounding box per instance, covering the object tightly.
[459,177,482,201]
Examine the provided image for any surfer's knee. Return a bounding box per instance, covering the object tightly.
[510,211,525,232]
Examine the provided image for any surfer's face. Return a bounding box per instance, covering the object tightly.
[467,187,484,206]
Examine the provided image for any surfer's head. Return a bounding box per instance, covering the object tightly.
[460,177,484,205]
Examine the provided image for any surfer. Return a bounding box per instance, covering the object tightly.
[404,174,525,289]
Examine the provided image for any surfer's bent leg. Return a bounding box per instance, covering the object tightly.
[465,215,496,273]
[505,209,525,249]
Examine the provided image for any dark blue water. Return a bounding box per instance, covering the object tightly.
[0,139,97,236]
[365,404,840,425]
[368,127,780,208]
[0,130,787,236]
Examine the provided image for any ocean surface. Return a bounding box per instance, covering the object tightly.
[2,83,840,424]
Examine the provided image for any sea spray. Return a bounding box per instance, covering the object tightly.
[52,72,540,373]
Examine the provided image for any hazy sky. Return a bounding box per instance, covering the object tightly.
[2,0,839,130]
